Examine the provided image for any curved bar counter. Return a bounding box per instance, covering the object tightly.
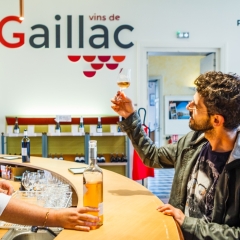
[0,156,183,240]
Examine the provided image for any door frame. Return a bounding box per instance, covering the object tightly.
[137,41,228,130]
[148,76,163,147]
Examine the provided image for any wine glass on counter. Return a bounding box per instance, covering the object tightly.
[117,68,131,92]
[21,171,32,197]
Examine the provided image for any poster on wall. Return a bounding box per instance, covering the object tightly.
[165,95,192,135]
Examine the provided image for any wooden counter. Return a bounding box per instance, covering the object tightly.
[0,156,183,240]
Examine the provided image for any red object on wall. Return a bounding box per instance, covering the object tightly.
[5,116,119,125]
[132,126,155,180]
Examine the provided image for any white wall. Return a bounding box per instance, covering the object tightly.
[1,0,240,135]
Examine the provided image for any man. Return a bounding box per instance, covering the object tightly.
[111,71,240,239]
[0,179,99,231]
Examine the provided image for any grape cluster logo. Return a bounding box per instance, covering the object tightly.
[67,55,126,77]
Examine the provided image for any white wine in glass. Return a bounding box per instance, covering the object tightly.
[117,68,131,91]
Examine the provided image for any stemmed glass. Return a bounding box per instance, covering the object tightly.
[22,172,32,197]
[29,172,38,191]
[117,68,131,92]
[38,171,47,191]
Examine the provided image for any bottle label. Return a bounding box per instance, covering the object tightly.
[96,128,102,133]
[98,202,103,216]
[14,129,19,134]
[22,148,27,156]
[55,129,60,134]
[79,127,84,133]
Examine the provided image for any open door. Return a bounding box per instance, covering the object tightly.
[200,53,216,73]
[148,78,162,148]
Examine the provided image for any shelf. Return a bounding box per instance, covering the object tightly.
[47,132,126,136]
[98,162,127,166]
[4,133,42,137]
[47,133,85,137]
[4,132,126,137]
[90,132,126,136]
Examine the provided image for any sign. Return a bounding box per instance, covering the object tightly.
[55,115,72,122]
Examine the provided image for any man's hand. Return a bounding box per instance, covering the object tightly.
[111,91,135,119]
[0,180,14,195]
[157,204,185,226]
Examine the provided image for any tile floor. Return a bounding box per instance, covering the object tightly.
[147,168,175,204]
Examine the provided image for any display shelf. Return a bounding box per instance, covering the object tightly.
[98,162,127,166]
[46,132,126,137]
[47,132,85,136]
[90,132,126,136]
[2,116,130,177]
[4,133,42,137]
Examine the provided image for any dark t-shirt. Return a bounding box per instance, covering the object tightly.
[185,142,231,222]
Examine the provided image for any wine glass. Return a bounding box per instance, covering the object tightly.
[117,68,131,92]
[22,172,31,197]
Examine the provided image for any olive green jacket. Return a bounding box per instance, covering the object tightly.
[119,111,240,240]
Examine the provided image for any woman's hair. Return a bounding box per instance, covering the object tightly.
[194,71,240,130]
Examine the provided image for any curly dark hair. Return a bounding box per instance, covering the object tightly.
[194,71,240,130]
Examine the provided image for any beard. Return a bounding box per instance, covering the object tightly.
[189,112,213,132]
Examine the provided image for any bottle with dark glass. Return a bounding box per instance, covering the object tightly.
[55,121,61,134]
[116,153,121,162]
[83,140,103,229]
[122,154,128,162]
[110,153,116,162]
[59,153,64,160]
[97,154,101,163]
[96,117,102,133]
[75,153,80,162]
[13,117,20,134]
[79,116,84,133]
[100,154,106,163]
[79,153,85,163]
[21,129,30,163]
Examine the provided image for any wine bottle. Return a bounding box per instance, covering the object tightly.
[79,153,85,163]
[83,140,103,229]
[122,154,128,162]
[96,117,102,133]
[116,153,121,162]
[120,153,124,162]
[13,117,20,134]
[75,153,80,162]
[55,121,61,134]
[97,154,101,163]
[100,154,106,163]
[21,129,30,163]
[79,116,84,133]
[59,153,64,160]
[110,153,116,162]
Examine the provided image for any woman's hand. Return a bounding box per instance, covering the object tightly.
[111,91,135,119]
[157,204,185,226]
[56,207,100,232]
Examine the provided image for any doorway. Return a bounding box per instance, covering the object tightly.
[147,51,218,147]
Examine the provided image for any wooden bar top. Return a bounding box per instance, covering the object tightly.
[0,155,183,240]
